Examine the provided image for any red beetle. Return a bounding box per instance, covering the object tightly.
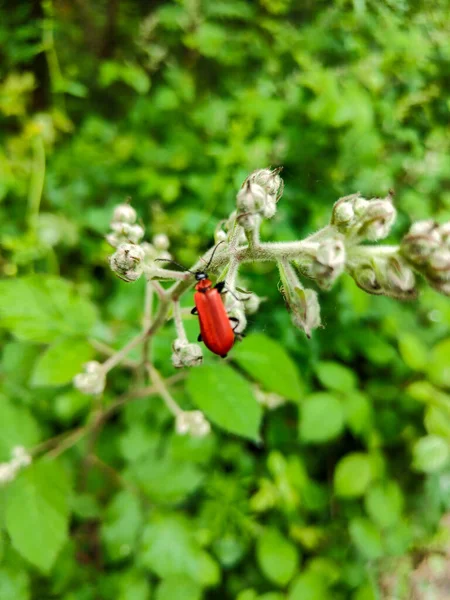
[157,242,240,358]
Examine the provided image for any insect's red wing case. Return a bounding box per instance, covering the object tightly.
[194,288,235,357]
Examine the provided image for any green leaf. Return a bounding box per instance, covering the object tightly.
[0,567,30,600]
[31,338,94,387]
[349,517,383,559]
[427,338,450,388]
[364,481,403,528]
[259,594,285,600]
[141,514,220,587]
[102,490,142,562]
[412,435,450,473]
[0,397,40,461]
[334,453,373,498]
[288,571,331,600]
[0,276,97,343]
[5,460,71,572]
[256,528,299,586]
[117,570,152,600]
[232,333,304,401]
[186,364,262,440]
[398,333,428,371]
[155,576,201,600]
[299,393,345,443]
[130,449,204,504]
[315,361,357,393]
[343,391,373,436]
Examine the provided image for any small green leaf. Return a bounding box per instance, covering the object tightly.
[349,517,383,559]
[334,453,373,498]
[315,361,357,393]
[288,571,331,600]
[141,515,219,586]
[299,393,344,443]
[256,528,299,586]
[0,276,97,343]
[102,490,142,562]
[0,566,30,600]
[428,338,450,389]
[31,338,94,387]
[364,481,403,528]
[343,391,373,436]
[412,435,450,473]
[117,570,152,600]
[155,576,201,600]
[398,333,428,371]
[232,333,304,401]
[0,397,40,461]
[187,364,262,440]
[5,460,71,572]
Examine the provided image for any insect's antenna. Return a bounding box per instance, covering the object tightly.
[205,240,226,271]
[154,258,196,275]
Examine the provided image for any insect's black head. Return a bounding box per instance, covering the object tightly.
[195,271,208,281]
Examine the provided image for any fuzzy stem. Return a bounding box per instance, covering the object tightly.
[173,300,188,343]
[147,364,183,416]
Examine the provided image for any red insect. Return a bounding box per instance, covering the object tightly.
[157,242,241,358]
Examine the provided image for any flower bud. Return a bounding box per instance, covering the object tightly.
[109,243,145,282]
[244,167,284,202]
[347,252,417,300]
[153,233,170,251]
[175,410,211,437]
[290,287,322,338]
[227,308,247,336]
[253,386,285,410]
[295,237,346,290]
[112,203,137,224]
[331,191,396,242]
[401,220,441,265]
[236,182,267,214]
[73,361,106,395]
[243,293,263,315]
[171,339,203,368]
[107,223,145,248]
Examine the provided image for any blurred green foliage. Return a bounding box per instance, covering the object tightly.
[1,0,450,598]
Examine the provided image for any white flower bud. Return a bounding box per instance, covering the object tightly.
[227,308,247,336]
[253,387,285,410]
[0,446,32,485]
[175,410,211,437]
[171,339,203,368]
[296,236,346,290]
[244,167,284,201]
[333,202,354,224]
[429,249,450,275]
[109,243,145,282]
[347,253,417,300]
[243,293,263,315]
[107,223,145,247]
[112,203,137,224]
[332,191,396,242]
[290,287,322,338]
[153,233,170,251]
[215,229,228,243]
[236,182,267,214]
[73,361,106,395]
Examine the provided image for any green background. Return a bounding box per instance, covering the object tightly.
[1,1,450,598]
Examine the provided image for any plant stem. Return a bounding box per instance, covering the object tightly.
[147,364,183,417]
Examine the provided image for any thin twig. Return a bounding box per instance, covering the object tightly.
[89,339,140,369]
[147,364,183,416]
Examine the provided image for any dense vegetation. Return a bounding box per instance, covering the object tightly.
[1,1,450,598]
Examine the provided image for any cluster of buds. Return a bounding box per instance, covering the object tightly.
[171,338,203,368]
[107,200,172,283]
[346,250,417,300]
[0,446,32,485]
[106,202,144,248]
[175,410,211,437]
[295,237,346,290]
[73,361,106,395]
[401,221,450,296]
[236,167,285,228]
[331,191,396,242]
[278,261,321,338]
[254,386,286,410]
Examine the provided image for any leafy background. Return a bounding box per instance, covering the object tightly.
[1,0,450,598]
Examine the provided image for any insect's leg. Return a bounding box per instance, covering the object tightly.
[191,306,198,315]
[215,281,226,294]
[197,333,203,342]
